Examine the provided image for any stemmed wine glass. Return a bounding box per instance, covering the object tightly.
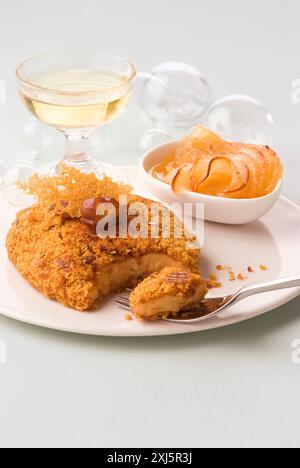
[16,50,136,176]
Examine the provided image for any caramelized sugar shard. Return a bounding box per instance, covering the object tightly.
[175,125,227,164]
[191,125,228,153]
[17,164,132,218]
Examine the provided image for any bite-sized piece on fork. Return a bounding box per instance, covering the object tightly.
[130,267,208,320]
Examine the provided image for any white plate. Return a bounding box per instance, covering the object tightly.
[0,166,300,337]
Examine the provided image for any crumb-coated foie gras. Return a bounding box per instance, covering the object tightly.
[6,167,202,313]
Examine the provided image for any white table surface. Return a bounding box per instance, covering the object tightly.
[0,0,300,448]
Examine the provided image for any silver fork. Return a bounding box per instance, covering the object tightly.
[114,275,300,323]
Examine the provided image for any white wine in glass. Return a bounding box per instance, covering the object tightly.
[16,51,136,175]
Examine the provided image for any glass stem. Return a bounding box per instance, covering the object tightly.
[63,132,91,166]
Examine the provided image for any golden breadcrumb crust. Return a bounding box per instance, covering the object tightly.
[130,267,207,308]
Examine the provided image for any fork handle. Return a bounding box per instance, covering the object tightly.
[237,275,300,302]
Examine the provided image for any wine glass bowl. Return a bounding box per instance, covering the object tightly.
[16,50,136,175]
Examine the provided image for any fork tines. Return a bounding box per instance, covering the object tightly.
[114,289,132,310]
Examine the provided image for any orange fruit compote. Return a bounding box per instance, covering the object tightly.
[150,125,283,199]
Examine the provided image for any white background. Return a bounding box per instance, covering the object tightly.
[0,0,300,448]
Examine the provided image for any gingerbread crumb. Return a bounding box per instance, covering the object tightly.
[216,265,231,271]
[207,273,222,288]
[228,271,236,282]
[125,314,133,321]
[209,273,218,282]
[247,266,254,273]
[237,273,248,281]
[207,280,222,289]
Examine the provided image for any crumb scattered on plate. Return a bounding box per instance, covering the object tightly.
[209,273,218,282]
[237,273,248,281]
[207,273,222,289]
[125,314,133,321]
[228,271,236,282]
[207,280,222,289]
[216,265,231,271]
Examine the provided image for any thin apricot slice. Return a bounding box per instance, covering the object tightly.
[151,161,181,185]
[226,152,259,198]
[190,156,213,190]
[240,146,267,196]
[226,159,249,193]
[195,157,233,196]
[255,145,274,195]
[260,145,283,194]
[171,164,193,192]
